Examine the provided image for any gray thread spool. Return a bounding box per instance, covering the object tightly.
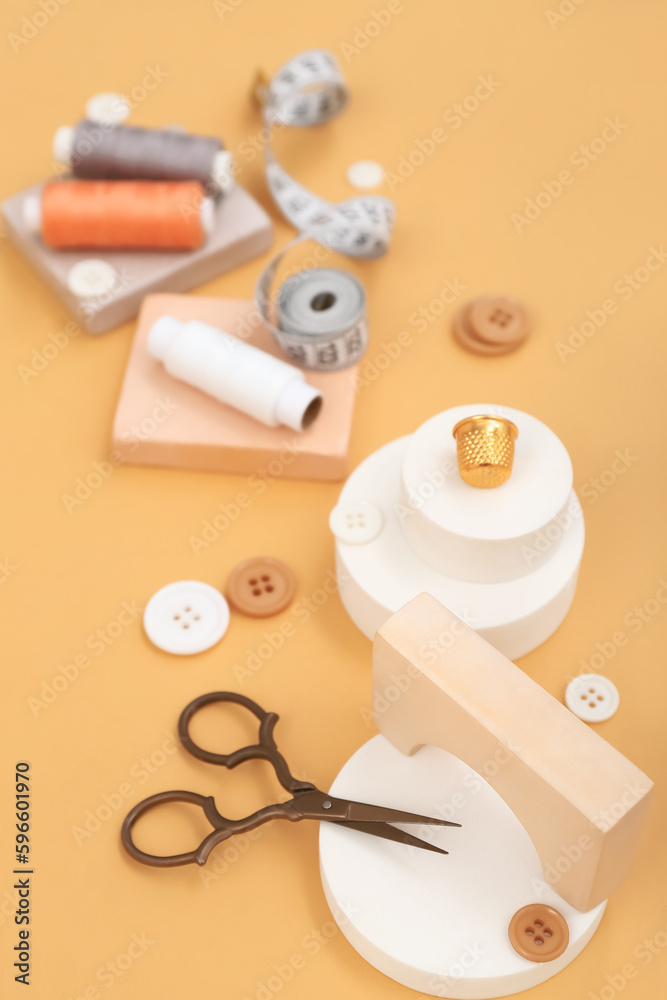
[274,267,367,371]
[55,121,225,187]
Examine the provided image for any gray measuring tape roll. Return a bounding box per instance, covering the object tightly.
[254,49,395,371]
[257,239,368,371]
[276,268,366,371]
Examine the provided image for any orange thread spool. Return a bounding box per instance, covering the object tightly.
[40,180,208,250]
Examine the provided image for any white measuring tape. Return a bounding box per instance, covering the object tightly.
[254,49,396,371]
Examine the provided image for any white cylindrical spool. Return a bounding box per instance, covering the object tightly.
[320,735,605,999]
[147,317,322,433]
[400,405,575,584]
[330,406,584,659]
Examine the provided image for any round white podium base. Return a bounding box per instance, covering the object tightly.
[334,436,584,659]
[320,737,604,999]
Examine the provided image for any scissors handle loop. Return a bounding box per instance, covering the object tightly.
[178,691,313,795]
[120,788,292,868]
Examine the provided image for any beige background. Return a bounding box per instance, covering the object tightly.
[1,1,665,997]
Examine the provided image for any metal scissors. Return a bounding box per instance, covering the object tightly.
[121,691,460,867]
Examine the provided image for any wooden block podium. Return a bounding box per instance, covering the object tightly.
[372,593,653,912]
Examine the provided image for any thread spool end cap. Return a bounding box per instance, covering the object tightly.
[211,151,234,193]
[22,194,41,233]
[53,126,74,167]
[200,197,215,235]
[147,316,184,361]
[275,379,323,432]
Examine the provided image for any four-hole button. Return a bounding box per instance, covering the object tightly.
[508,903,569,963]
[329,500,383,544]
[565,673,619,723]
[226,557,296,618]
[453,294,531,355]
[143,580,230,655]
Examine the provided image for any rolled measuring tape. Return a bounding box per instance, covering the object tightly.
[253,49,395,371]
[256,237,367,371]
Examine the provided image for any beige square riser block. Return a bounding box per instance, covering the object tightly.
[372,592,653,912]
[112,294,359,481]
[1,182,272,334]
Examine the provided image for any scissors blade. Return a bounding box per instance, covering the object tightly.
[342,799,461,828]
[334,819,449,855]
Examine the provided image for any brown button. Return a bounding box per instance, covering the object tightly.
[226,557,296,618]
[508,904,569,963]
[453,295,530,356]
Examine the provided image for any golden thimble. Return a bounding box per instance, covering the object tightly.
[452,415,519,489]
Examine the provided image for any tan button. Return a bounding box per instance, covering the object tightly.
[226,557,296,618]
[453,295,530,356]
[508,904,569,963]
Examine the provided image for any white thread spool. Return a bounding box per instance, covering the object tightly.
[147,316,322,433]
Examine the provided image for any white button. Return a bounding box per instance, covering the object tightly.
[144,581,230,655]
[67,259,118,299]
[346,160,385,190]
[85,92,130,125]
[565,674,619,723]
[330,501,383,544]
